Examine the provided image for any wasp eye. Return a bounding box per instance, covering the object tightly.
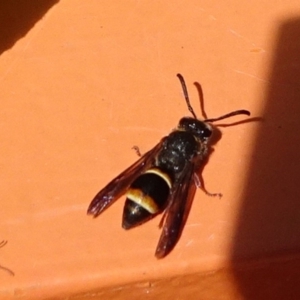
[202,127,212,138]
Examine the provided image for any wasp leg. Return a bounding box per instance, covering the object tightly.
[0,241,14,276]
[193,173,222,198]
[132,145,142,157]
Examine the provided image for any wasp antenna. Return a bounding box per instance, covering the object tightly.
[204,109,250,123]
[177,74,197,119]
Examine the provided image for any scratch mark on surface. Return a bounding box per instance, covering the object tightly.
[228,29,266,52]
[233,69,268,83]
[229,29,256,46]
[185,239,194,247]
[229,29,248,40]
[186,223,202,228]
[208,234,215,240]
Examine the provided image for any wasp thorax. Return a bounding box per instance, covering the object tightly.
[178,117,212,141]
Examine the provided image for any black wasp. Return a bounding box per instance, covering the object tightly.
[87,74,250,258]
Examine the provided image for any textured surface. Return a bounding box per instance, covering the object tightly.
[1,1,300,299]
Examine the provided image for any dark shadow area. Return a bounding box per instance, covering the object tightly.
[231,18,300,299]
[0,0,59,55]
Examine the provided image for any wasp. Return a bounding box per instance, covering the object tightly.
[87,74,250,258]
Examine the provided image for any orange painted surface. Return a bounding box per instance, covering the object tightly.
[1,1,300,299]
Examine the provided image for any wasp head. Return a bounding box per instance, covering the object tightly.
[178,117,212,142]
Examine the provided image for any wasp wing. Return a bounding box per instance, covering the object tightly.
[87,139,165,217]
[155,163,197,258]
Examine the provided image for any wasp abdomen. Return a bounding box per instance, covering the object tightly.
[122,168,172,229]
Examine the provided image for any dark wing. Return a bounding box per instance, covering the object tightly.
[155,162,197,258]
[87,138,165,217]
